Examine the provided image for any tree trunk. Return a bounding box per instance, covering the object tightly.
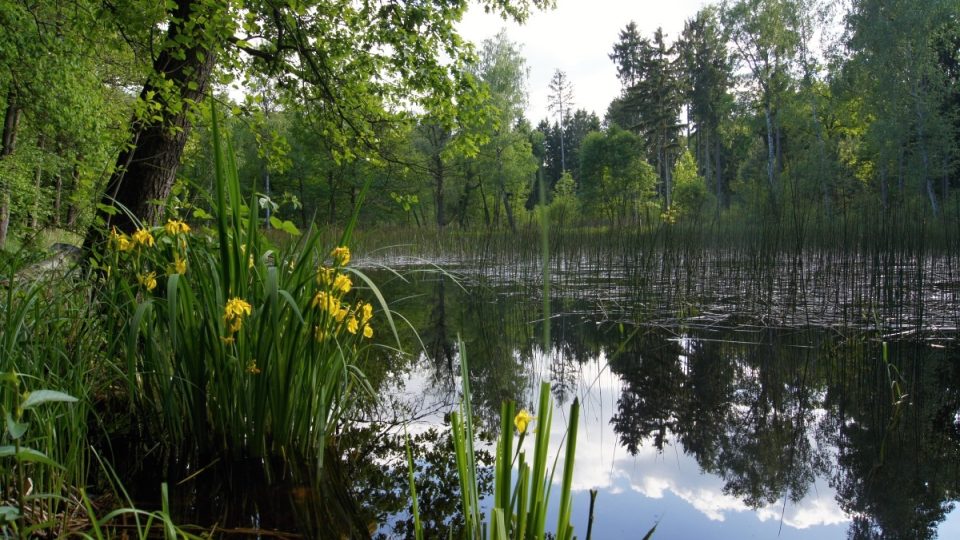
[496,147,516,232]
[1,88,19,155]
[764,102,776,193]
[30,161,42,229]
[1,87,22,249]
[53,173,62,227]
[879,162,888,211]
[327,169,336,224]
[478,174,491,227]
[433,154,445,228]
[297,176,307,225]
[85,0,216,251]
[715,133,723,208]
[66,163,81,227]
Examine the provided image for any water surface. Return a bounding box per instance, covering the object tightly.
[362,249,960,539]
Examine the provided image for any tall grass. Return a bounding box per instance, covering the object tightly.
[99,104,394,466]
[444,339,581,540]
[0,257,101,537]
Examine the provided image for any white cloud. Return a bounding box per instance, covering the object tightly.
[457,0,712,122]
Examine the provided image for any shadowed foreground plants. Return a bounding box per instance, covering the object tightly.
[407,338,583,540]
[97,104,395,466]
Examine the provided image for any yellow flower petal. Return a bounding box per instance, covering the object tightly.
[330,246,350,266]
[514,410,534,434]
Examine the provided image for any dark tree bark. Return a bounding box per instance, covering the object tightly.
[66,162,81,227]
[1,87,22,249]
[432,152,446,228]
[84,0,216,251]
[53,173,62,227]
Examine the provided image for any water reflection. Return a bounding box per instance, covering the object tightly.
[367,270,960,539]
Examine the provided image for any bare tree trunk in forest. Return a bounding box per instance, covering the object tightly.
[897,145,905,195]
[29,136,45,229]
[942,157,949,210]
[715,135,723,208]
[30,162,41,229]
[327,169,336,224]
[1,87,22,249]
[297,177,307,225]
[84,0,216,253]
[764,102,776,194]
[66,163,80,227]
[915,98,938,216]
[496,147,516,232]
[664,147,673,209]
[1,89,18,154]
[703,130,712,197]
[457,164,477,228]
[880,162,889,211]
[54,173,62,226]
[478,174,491,227]
[433,154,445,228]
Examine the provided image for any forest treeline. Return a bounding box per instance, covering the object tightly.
[0,0,958,250]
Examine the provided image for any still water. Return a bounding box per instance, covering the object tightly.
[360,252,960,540]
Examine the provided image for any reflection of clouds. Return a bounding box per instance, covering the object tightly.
[393,344,853,532]
[533,357,850,530]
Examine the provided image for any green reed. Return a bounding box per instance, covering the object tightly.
[0,258,102,537]
[448,340,581,540]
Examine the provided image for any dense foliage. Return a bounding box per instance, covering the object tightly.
[1,0,957,251]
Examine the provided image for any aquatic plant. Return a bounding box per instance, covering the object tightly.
[98,103,395,466]
[442,339,581,540]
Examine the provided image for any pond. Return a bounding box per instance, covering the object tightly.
[125,240,960,539]
[357,243,960,540]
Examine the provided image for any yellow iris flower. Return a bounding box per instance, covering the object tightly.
[317,266,334,286]
[514,410,534,434]
[137,271,158,291]
[362,324,373,339]
[312,291,340,316]
[137,272,157,291]
[333,274,352,294]
[170,254,187,275]
[110,228,134,252]
[164,219,191,235]
[132,228,155,248]
[224,297,253,334]
[330,246,350,266]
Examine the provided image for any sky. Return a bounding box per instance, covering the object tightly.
[456,0,712,124]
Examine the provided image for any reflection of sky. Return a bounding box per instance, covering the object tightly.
[518,355,851,538]
[390,341,960,538]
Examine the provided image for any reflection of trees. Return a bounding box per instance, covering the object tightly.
[459,285,529,431]
[674,337,734,470]
[822,341,960,540]
[373,266,960,539]
[424,278,456,369]
[543,306,609,406]
[713,330,826,507]
[343,423,494,540]
[609,331,685,453]
[608,329,829,507]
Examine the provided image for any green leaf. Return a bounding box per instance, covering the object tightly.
[96,203,118,216]
[0,446,64,469]
[4,413,28,440]
[22,390,78,410]
[0,505,20,522]
[278,220,301,236]
[192,208,213,220]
